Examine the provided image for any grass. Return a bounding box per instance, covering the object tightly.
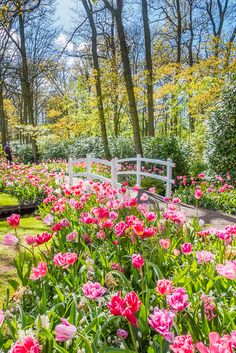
[0,216,46,307]
[0,193,19,207]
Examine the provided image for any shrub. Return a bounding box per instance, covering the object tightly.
[142,136,192,176]
[39,140,71,160]
[11,136,192,176]
[206,75,236,177]
[12,143,34,164]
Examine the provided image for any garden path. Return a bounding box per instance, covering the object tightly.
[162,203,236,229]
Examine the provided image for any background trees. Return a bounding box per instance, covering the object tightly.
[0,0,235,172]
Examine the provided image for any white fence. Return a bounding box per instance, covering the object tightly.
[68,155,175,197]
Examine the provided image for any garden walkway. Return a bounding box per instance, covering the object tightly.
[164,203,236,229]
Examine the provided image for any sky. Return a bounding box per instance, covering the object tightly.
[56,0,74,30]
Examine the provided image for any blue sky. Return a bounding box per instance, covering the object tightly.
[56,0,74,30]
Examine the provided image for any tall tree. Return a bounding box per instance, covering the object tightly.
[102,0,143,155]
[0,0,43,161]
[0,30,9,147]
[81,0,111,159]
[205,0,229,57]
[141,0,154,136]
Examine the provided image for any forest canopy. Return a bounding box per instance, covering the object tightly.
[0,0,235,173]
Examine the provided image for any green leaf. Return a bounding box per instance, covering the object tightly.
[8,279,19,291]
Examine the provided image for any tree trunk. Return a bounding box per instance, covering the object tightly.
[82,0,111,159]
[176,0,182,63]
[111,12,120,137]
[142,0,154,137]
[188,0,194,67]
[103,0,142,155]
[18,13,38,162]
[0,81,7,147]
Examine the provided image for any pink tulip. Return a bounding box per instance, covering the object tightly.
[131,254,144,270]
[43,214,53,226]
[25,235,36,245]
[195,188,203,200]
[53,252,78,268]
[181,243,192,255]
[3,234,18,246]
[216,261,236,280]
[0,310,4,327]
[66,231,77,242]
[196,332,233,353]
[30,262,47,280]
[156,279,173,295]
[170,335,195,353]
[117,328,128,339]
[9,336,41,353]
[196,251,214,264]
[159,239,171,249]
[82,281,106,300]
[172,197,181,204]
[148,307,175,342]
[55,318,77,342]
[7,214,20,229]
[167,287,189,312]
[174,249,180,256]
[140,193,149,201]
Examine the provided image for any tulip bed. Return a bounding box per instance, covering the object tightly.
[0,162,65,205]
[0,176,236,353]
[175,173,236,215]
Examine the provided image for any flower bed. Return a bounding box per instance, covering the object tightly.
[0,176,235,352]
[175,173,236,215]
[0,162,65,205]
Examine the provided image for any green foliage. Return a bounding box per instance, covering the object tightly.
[12,143,34,164]
[143,136,192,176]
[39,140,72,161]
[14,137,191,176]
[206,75,236,176]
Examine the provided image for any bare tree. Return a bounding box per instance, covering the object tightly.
[102,0,143,155]
[81,0,111,159]
[142,0,154,136]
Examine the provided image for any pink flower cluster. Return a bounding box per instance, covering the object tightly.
[131,254,144,270]
[148,307,175,342]
[82,281,106,300]
[216,261,236,280]
[201,294,217,321]
[30,262,47,280]
[156,279,173,295]
[196,251,214,264]
[53,252,78,269]
[170,335,195,353]
[107,291,141,327]
[196,332,233,353]
[167,287,190,312]
[9,336,41,353]
[25,232,53,246]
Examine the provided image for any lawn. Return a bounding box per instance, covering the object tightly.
[0,193,19,207]
[0,216,46,306]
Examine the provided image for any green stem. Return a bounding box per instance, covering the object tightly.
[196,199,198,218]
[18,243,35,258]
[77,332,93,353]
[140,269,145,304]
[128,321,138,353]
